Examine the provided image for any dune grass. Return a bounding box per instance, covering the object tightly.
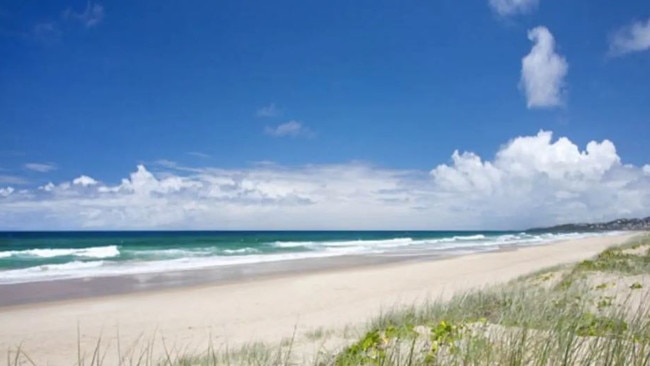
[331,282,649,365]
[6,234,650,365]
[328,234,650,366]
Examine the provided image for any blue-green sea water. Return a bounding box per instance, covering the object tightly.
[0,231,611,284]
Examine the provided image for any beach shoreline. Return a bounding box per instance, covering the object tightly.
[0,252,406,308]
[0,232,627,308]
[0,232,642,364]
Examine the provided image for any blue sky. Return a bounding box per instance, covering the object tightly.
[0,0,649,230]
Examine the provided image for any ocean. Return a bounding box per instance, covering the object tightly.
[0,230,613,285]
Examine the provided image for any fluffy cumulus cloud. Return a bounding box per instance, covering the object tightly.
[609,17,650,56]
[0,187,14,197]
[265,121,313,138]
[429,131,640,227]
[1,131,649,230]
[73,175,98,186]
[489,0,539,17]
[520,27,568,108]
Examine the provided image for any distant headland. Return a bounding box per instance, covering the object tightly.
[528,217,650,232]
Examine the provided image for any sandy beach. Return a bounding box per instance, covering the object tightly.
[0,233,639,365]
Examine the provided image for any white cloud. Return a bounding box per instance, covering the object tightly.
[265,121,313,138]
[257,103,280,118]
[489,0,539,17]
[39,183,55,192]
[25,163,57,173]
[0,131,649,230]
[0,187,14,197]
[609,17,650,56]
[73,175,98,186]
[520,27,568,108]
[429,131,641,227]
[64,2,104,28]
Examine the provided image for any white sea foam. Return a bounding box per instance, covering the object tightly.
[0,245,120,259]
[272,238,416,249]
[451,234,486,241]
[321,238,414,248]
[222,248,259,255]
[127,248,214,259]
[271,241,309,248]
[39,261,106,271]
[0,251,345,284]
[124,247,259,258]
[0,261,106,283]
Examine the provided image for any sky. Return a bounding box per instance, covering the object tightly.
[0,0,649,230]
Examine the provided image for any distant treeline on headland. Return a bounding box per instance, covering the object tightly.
[528,217,650,233]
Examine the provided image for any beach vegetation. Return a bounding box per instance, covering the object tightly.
[175,342,287,366]
[595,282,613,290]
[305,327,335,341]
[596,296,615,309]
[325,237,650,365]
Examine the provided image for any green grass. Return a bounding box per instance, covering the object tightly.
[553,237,650,292]
[574,249,650,274]
[326,235,650,365]
[630,282,644,290]
[172,342,289,366]
[304,327,336,342]
[328,284,649,365]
